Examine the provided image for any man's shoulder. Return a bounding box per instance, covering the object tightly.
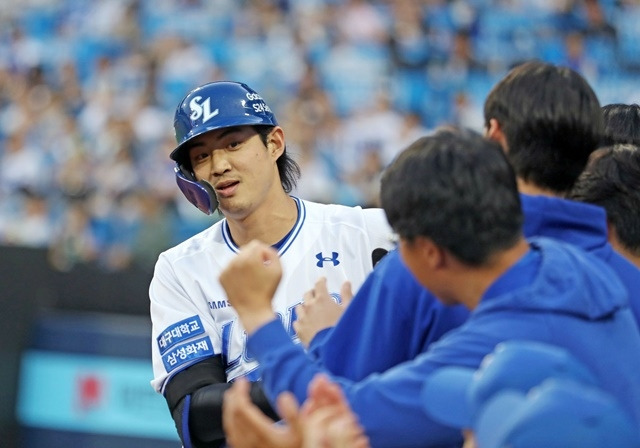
[518,237,627,316]
[159,219,225,262]
[300,199,388,227]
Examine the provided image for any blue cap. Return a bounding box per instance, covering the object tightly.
[475,379,640,448]
[421,340,599,429]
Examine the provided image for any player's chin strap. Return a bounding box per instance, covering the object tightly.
[174,165,219,215]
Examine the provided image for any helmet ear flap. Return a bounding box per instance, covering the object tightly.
[174,165,219,215]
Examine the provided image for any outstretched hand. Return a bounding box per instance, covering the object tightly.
[222,375,369,448]
[294,278,354,347]
[300,374,370,448]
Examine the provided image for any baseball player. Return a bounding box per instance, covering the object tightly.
[149,81,395,448]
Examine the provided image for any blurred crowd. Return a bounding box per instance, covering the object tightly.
[1,0,639,272]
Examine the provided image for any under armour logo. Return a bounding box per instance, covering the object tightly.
[316,252,340,267]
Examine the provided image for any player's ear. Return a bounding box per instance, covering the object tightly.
[416,237,445,270]
[267,126,285,158]
[485,118,509,153]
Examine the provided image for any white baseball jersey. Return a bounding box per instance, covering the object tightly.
[150,197,394,393]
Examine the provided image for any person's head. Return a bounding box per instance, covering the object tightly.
[380,127,523,302]
[484,60,603,194]
[569,144,640,266]
[600,103,640,147]
[171,81,300,216]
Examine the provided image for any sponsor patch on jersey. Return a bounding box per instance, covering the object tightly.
[161,336,214,373]
[315,251,340,267]
[157,316,204,355]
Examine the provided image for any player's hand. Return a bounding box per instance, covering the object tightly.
[220,240,282,334]
[294,279,354,347]
[300,405,370,448]
[223,378,302,448]
[462,429,478,448]
[299,374,370,448]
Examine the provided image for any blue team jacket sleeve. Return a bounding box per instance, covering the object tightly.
[312,250,469,380]
[248,319,463,448]
[306,327,332,360]
[249,320,328,403]
[248,240,640,447]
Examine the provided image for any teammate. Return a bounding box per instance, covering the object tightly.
[599,103,640,147]
[223,374,370,448]
[148,81,395,447]
[570,144,640,268]
[219,127,640,447]
[295,61,640,385]
[567,103,640,268]
[485,63,640,325]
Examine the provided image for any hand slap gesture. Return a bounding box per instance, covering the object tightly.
[294,278,354,347]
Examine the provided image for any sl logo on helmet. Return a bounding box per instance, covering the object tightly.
[189,96,219,123]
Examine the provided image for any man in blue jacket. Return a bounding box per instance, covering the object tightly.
[296,60,640,385]
[569,144,640,269]
[483,62,640,323]
[219,127,640,448]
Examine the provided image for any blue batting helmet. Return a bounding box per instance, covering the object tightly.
[170,81,278,215]
[171,81,278,163]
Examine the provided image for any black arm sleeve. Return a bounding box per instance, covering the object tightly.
[164,355,279,447]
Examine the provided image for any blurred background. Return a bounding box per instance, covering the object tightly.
[1,0,639,446]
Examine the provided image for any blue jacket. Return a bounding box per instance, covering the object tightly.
[249,238,640,447]
[308,249,469,381]
[521,194,640,325]
[307,194,640,384]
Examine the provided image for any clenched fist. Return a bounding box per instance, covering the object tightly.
[219,239,282,334]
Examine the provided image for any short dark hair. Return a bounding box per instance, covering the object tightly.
[484,60,603,193]
[569,144,640,256]
[381,127,523,266]
[600,104,640,147]
[254,126,301,193]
